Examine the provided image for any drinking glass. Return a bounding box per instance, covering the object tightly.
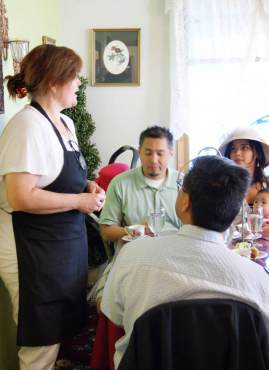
[148,208,166,236]
[247,206,264,247]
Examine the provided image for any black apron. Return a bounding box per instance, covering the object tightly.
[12,101,88,346]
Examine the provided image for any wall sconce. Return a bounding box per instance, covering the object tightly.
[2,39,29,74]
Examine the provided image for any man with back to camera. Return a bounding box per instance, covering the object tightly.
[101,155,269,369]
[99,125,180,241]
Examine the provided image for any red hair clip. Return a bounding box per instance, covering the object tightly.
[16,87,28,99]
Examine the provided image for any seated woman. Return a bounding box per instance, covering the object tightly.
[219,126,269,205]
[219,126,269,238]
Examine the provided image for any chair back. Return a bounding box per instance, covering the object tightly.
[118,299,269,370]
[95,146,139,191]
[108,145,139,169]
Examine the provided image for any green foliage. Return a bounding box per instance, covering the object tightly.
[63,77,101,179]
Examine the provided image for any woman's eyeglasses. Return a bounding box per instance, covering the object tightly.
[68,140,87,171]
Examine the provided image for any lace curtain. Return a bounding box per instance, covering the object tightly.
[166,0,269,157]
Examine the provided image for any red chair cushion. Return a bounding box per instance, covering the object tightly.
[95,163,129,191]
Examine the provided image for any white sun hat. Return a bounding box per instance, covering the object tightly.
[218,126,269,166]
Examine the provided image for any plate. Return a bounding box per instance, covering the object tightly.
[232,249,268,260]
[256,251,268,260]
[122,235,146,242]
[252,233,262,240]
[232,248,251,257]
[122,235,135,242]
[232,231,241,239]
[232,232,262,241]
[122,235,150,242]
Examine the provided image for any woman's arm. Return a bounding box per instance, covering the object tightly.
[5,173,105,214]
[86,180,105,195]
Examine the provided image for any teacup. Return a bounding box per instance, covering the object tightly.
[127,224,145,238]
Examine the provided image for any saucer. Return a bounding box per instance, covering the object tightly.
[232,249,268,260]
[122,235,135,242]
[232,231,262,241]
[122,235,146,242]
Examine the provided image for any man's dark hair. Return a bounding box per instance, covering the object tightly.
[183,156,250,232]
[139,126,174,149]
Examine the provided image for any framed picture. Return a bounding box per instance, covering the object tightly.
[0,57,4,114]
[42,36,56,45]
[92,28,140,86]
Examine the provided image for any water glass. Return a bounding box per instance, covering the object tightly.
[247,206,263,246]
[148,208,166,236]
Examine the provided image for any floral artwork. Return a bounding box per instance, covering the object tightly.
[92,29,140,86]
[103,40,129,75]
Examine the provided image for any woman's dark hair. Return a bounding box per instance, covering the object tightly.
[225,139,268,187]
[256,188,269,197]
[5,44,82,99]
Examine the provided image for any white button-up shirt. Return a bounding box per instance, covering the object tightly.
[101,225,269,369]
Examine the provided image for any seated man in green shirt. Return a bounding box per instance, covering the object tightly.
[99,125,180,242]
[94,126,180,307]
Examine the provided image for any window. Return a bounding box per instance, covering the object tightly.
[167,0,269,161]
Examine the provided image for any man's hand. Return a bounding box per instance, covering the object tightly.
[144,221,155,237]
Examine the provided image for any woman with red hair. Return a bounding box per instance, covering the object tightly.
[0,44,105,369]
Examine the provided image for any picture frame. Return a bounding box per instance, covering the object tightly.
[0,57,4,114]
[42,36,56,45]
[92,28,140,86]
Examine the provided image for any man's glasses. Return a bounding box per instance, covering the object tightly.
[68,140,87,171]
[176,147,222,192]
[176,171,184,192]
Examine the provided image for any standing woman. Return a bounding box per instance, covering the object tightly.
[219,126,269,205]
[0,45,105,370]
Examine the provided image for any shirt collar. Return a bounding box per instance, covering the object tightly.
[136,166,177,190]
[178,224,224,245]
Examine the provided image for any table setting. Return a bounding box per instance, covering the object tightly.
[229,204,269,268]
[121,207,171,243]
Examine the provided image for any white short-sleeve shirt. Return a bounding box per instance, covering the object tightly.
[0,104,78,211]
[0,104,78,273]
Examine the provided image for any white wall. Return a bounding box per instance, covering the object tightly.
[59,0,170,167]
[0,0,60,133]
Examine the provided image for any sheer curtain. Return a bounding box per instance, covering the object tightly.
[166,0,269,159]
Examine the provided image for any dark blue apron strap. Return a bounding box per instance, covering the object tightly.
[30,101,87,174]
[30,101,69,150]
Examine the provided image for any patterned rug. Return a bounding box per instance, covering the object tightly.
[55,303,98,370]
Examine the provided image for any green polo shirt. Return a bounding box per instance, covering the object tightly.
[99,167,180,231]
